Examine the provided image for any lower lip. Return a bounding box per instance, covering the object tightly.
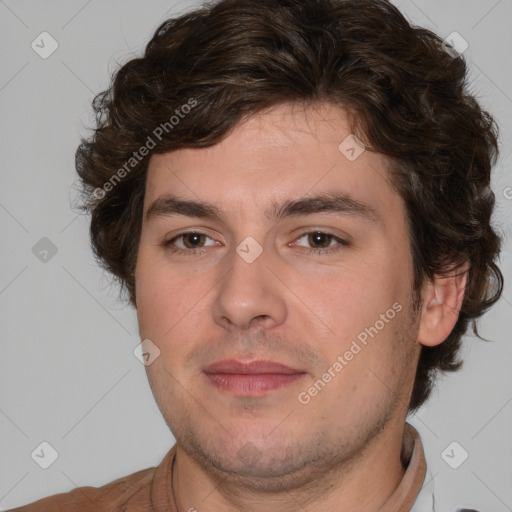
[204,373,306,396]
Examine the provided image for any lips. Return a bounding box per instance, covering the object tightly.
[204,359,303,375]
[203,359,307,396]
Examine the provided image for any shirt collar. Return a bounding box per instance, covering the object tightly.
[378,422,429,512]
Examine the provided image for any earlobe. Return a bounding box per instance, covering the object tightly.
[417,263,469,347]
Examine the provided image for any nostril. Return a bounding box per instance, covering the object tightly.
[247,315,273,330]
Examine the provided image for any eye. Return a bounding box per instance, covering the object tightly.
[293,231,348,254]
[164,232,219,253]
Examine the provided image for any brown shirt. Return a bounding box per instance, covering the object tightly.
[9,422,426,512]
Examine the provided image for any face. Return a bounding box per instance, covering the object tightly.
[135,102,422,489]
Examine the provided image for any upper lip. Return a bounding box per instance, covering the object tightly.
[203,359,305,375]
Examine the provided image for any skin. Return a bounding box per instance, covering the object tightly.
[135,101,467,511]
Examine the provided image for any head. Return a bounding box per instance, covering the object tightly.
[76,0,502,484]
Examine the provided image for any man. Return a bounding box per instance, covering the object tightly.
[10,0,503,510]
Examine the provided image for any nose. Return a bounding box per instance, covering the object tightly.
[211,242,287,332]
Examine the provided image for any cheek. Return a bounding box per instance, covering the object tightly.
[135,249,175,337]
[136,281,188,341]
[135,250,213,350]
[313,262,403,334]
[305,245,412,362]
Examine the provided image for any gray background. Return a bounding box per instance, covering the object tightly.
[0,0,511,510]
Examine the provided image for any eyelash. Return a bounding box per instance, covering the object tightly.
[162,230,349,257]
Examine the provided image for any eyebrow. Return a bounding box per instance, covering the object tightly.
[144,193,379,224]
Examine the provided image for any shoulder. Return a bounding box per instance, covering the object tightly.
[7,465,156,511]
[8,446,177,512]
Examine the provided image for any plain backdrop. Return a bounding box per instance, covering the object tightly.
[0,0,511,510]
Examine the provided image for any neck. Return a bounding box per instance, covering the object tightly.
[171,419,408,512]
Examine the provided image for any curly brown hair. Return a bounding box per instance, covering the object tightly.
[75,0,503,413]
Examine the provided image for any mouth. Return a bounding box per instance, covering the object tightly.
[203,359,307,396]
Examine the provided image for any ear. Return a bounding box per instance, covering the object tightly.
[417,261,469,347]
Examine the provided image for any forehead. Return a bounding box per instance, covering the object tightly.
[144,102,401,222]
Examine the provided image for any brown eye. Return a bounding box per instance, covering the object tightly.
[164,231,218,253]
[293,230,348,255]
[181,233,207,248]
[307,232,334,248]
